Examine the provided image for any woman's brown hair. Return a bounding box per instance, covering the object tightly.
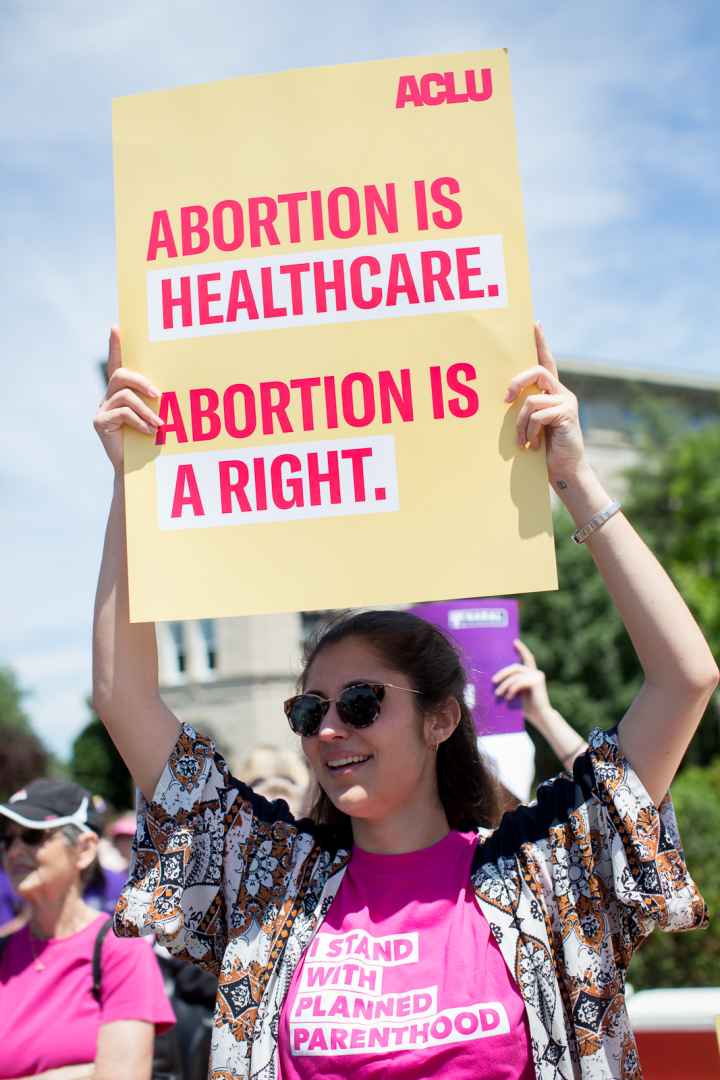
[300,610,504,846]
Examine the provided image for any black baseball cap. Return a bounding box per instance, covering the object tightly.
[0,779,103,834]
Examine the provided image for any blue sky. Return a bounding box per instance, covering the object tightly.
[1,0,718,757]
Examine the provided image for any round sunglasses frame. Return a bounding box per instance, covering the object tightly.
[284,681,423,737]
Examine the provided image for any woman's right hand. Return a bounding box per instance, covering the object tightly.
[93,327,162,472]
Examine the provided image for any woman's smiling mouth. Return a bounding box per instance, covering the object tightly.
[326,754,372,773]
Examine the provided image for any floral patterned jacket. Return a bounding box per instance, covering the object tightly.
[115,724,707,1080]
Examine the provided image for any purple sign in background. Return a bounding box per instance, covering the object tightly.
[409,598,524,736]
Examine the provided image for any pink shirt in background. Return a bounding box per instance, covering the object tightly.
[279,830,534,1079]
[0,913,174,1077]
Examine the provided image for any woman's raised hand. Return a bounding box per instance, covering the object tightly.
[491,639,553,730]
[506,323,586,482]
[93,327,162,472]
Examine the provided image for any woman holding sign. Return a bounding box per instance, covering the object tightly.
[92,324,716,1080]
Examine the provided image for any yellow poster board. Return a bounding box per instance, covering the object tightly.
[113,50,557,622]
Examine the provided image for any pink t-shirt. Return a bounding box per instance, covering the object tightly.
[0,914,175,1077]
[279,831,534,1079]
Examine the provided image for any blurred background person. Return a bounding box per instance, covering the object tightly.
[0,723,50,938]
[105,811,136,870]
[0,800,132,933]
[235,743,311,817]
[0,778,174,1080]
[79,797,130,917]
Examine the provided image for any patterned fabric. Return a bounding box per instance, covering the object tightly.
[115,726,707,1080]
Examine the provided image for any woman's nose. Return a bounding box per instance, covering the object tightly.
[316,704,350,740]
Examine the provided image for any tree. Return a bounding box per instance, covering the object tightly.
[622,422,720,767]
[627,758,720,989]
[0,729,50,802]
[0,666,32,734]
[69,712,133,810]
[0,666,51,800]
[518,421,720,782]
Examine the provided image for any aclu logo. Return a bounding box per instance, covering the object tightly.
[395,68,493,109]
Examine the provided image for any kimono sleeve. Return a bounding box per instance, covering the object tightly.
[526,726,708,969]
[113,723,307,975]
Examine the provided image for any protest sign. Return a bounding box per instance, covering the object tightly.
[112,50,557,621]
[409,598,536,802]
[408,598,522,736]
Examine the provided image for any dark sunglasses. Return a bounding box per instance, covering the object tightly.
[284,681,423,737]
[0,826,52,852]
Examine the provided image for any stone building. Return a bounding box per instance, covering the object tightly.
[157,357,719,765]
[561,356,718,494]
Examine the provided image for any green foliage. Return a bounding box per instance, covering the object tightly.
[627,759,720,988]
[622,423,720,766]
[69,714,133,811]
[0,666,51,800]
[0,666,32,734]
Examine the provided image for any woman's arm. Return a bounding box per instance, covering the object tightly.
[492,639,588,771]
[93,1020,154,1080]
[12,1021,153,1079]
[507,325,719,806]
[552,464,717,804]
[14,1067,94,1080]
[92,328,181,800]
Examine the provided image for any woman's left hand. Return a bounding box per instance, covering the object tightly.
[506,323,586,483]
[492,639,553,730]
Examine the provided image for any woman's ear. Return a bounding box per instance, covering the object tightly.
[425,696,461,750]
[75,832,99,873]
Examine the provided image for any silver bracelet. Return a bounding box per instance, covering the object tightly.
[571,500,622,544]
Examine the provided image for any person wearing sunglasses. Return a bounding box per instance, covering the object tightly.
[92,324,716,1080]
[0,778,175,1080]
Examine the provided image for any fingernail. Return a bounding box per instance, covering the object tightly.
[504,389,514,403]
[148,385,161,398]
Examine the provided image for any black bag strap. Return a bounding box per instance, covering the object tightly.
[91,918,114,1004]
[0,926,21,963]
